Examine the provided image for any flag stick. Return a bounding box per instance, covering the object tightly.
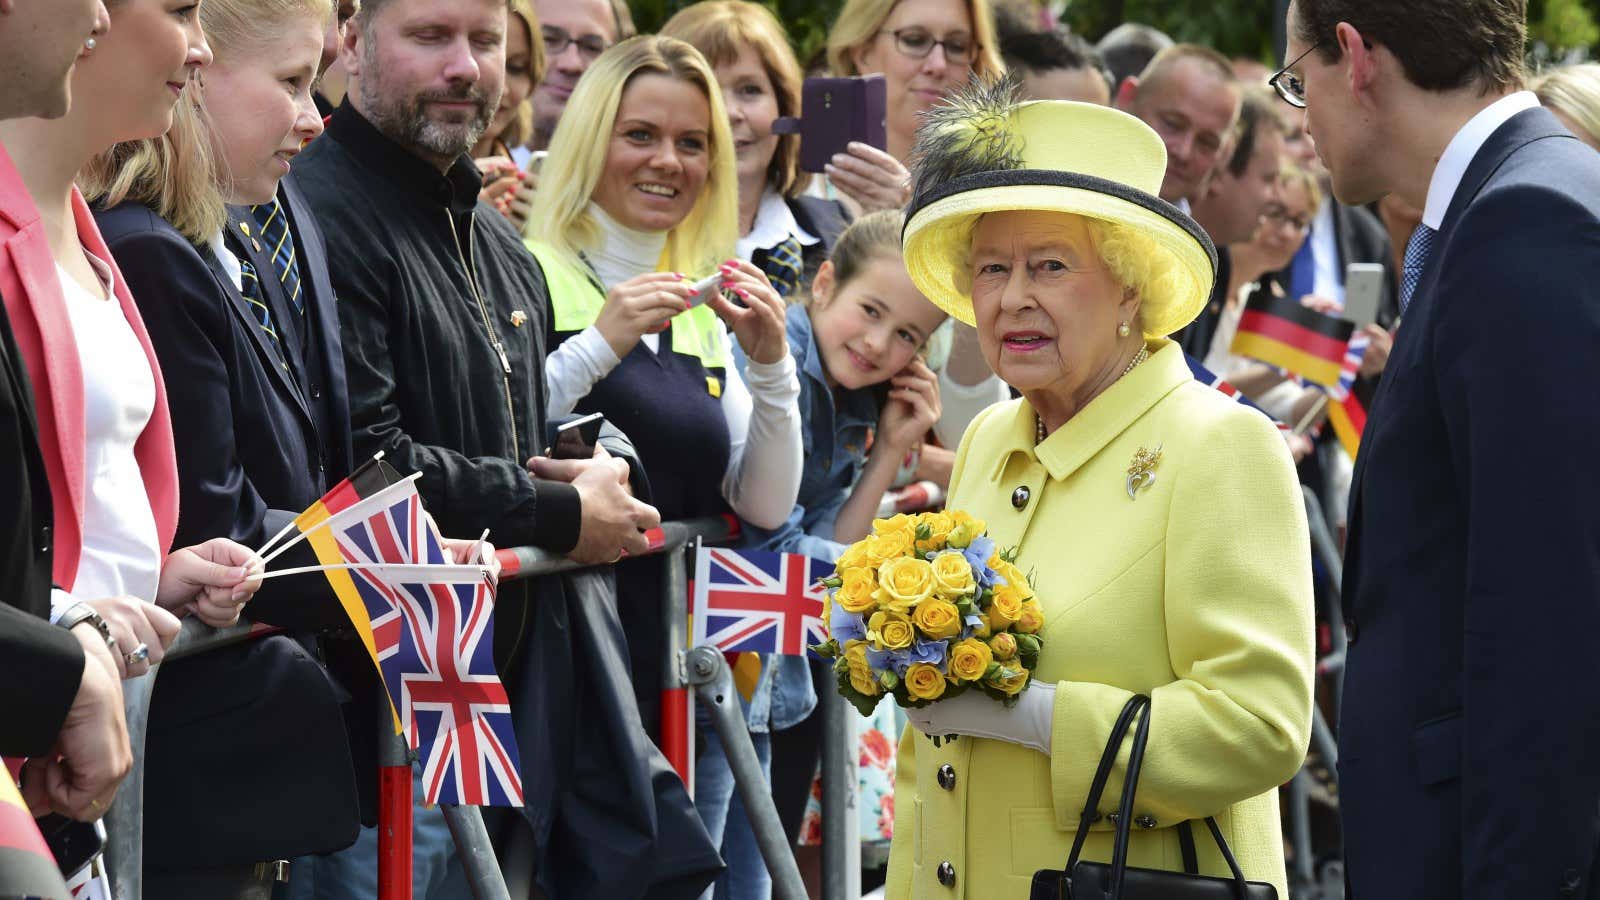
[246,562,492,582]
[1292,391,1331,436]
[261,471,423,565]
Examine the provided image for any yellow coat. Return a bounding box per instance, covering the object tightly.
[885,339,1314,899]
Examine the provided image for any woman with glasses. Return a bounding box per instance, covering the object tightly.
[823,0,1004,215]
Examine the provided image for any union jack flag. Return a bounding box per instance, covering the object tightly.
[692,548,831,657]
[330,491,524,807]
[1184,354,1289,433]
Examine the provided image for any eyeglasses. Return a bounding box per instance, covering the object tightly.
[1268,40,1324,109]
[1260,205,1312,232]
[879,28,978,66]
[542,26,610,61]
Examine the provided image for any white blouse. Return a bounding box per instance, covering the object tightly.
[543,205,803,530]
[50,254,161,617]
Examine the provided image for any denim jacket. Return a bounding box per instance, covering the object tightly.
[733,304,881,731]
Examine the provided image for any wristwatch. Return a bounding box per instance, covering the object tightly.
[57,602,117,651]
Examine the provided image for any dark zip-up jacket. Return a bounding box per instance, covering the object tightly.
[295,103,579,665]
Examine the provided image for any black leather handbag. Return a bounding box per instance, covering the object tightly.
[1029,695,1278,900]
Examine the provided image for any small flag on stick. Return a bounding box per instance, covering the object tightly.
[1230,293,1355,388]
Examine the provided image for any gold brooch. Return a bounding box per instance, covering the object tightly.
[1126,445,1162,499]
[509,310,527,328]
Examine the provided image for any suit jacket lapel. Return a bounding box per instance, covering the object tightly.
[281,177,355,474]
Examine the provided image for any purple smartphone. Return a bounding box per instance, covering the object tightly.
[771,74,888,174]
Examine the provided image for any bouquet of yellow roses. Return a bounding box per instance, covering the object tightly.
[813,511,1044,717]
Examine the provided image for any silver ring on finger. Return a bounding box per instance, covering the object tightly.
[125,643,150,666]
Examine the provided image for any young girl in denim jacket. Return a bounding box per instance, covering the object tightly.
[708,211,947,897]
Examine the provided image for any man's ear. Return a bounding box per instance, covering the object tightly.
[1115,76,1139,110]
[1339,22,1380,107]
[341,19,363,78]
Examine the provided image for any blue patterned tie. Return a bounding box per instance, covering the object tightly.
[250,199,304,317]
[1399,224,1437,315]
[760,236,804,299]
[239,257,279,347]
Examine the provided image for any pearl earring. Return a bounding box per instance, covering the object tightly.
[84,37,97,51]
[1117,322,1132,338]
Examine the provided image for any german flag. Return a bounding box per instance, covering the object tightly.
[1230,293,1355,388]
[0,768,70,899]
[290,456,406,676]
[1325,333,1371,459]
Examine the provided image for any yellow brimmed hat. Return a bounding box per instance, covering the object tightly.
[902,81,1216,338]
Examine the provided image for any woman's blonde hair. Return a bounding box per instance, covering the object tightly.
[661,1,810,198]
[528,35,739,279]
[1278,163,1324,221]
[496,0,545,151]
[78,0,333,244]
[826,0,1005,82]
[1534,63,1600,147]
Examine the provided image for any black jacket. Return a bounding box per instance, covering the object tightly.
[0,290,80,758]
[296,103,580,667]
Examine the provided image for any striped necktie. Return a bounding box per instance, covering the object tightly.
[1399,224,1437,315]
[760,236,804,299]
[239,257,280,347]
[250,199,304,317]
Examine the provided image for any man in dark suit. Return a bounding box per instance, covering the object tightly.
[0,0,131,826]
[1281,0,1600,896]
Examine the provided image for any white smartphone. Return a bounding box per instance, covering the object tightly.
[1343,263,1386,328]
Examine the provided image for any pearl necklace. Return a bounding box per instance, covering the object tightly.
[1035,346,1150,444]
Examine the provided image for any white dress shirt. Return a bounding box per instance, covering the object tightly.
[1422,91,1541,230]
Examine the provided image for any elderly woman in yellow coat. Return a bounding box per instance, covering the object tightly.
[882,81,1315,898]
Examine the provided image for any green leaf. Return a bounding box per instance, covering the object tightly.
[812,639,840,659]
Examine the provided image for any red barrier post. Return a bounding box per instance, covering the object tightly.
[376,688,413,900]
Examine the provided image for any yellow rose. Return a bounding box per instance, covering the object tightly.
[836,567,878,614]
[946,511,987,548]
[993,560,1034,600]
[867,610,915,651]
[915,511,955,552]
[905,663,947,701]
[874,557,937,613]
[987,665,1030,696]
[987,632,1019,660]
[1016,599,1046,635]
[843,640,880,697]
[948,637,994,682]
[835,540,870,572]
[930,551,977,599]
[911,598,963,640]
[863,528,914,566]
[988,584,1026,630]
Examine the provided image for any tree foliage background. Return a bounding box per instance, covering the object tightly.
[627,0,1599,70]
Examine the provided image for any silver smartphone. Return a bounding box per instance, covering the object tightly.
[1343,262,1385,328]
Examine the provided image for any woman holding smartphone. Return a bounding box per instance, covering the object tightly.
[524,38,803,890]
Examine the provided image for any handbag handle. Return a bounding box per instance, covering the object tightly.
[1063,694,1149,873]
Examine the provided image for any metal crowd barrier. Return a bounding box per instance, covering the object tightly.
[104,515,860,900]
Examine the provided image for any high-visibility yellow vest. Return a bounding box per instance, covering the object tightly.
[527,240,731,371]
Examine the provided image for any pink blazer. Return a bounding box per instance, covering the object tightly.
[0,144,178,590]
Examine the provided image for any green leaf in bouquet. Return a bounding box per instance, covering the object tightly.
[915,523,932,541]
[1000,545,1020,564]
[1015,632,1041,656]
[1019,647,1040,671]
[955,597,976,617]
[982,660,1003,680]
[832,656,850,675]
[812,638,840,659]
[878,669,900,691]
[821,576,843,589]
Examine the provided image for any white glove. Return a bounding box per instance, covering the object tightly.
[904,681,1057,755]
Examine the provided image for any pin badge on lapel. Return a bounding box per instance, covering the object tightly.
[1126,445,1162,499]
[509,310,527,328]
[239,221,262,253]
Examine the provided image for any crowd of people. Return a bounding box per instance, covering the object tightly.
[3,0,1598,898]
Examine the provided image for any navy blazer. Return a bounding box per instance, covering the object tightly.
[1339,106,1600,899]
[96,195,363,864]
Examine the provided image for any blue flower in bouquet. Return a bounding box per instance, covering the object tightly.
[963,536,998,590]
[866,645,912,675]
[830,603,867,644]
[908,637,949,673]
